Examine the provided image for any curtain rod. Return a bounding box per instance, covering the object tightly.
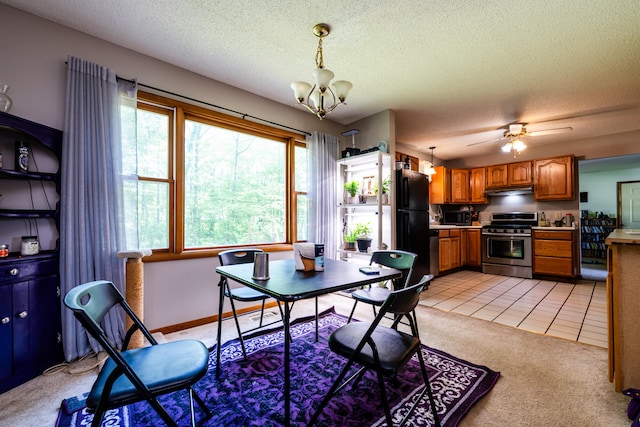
[117,76,311,136]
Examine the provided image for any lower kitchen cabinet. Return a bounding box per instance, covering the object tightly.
[465,228,482,267]
[533,229,578,277]
[605,232,640,392]
[439,229,461,272]
[0,254,63,393]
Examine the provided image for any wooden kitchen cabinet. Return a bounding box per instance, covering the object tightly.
[429,165,451,204]
[451,169,470,204]
[486,164,507,188]
[533,229,578,277]
[486,161,532,188]
[605,231,640,392]
[507,161,533,186]
[439,229,461,272]
[470,167,488,204]
[534,155,575,200]
[465,228,482,267]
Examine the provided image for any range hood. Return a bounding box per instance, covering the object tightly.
[485,186,534,196]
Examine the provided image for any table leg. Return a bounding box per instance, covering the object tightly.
[284,299,291,426]
[215,278,225,379]
[315,296,319,342]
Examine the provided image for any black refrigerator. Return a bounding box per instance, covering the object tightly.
[395,169,430,284]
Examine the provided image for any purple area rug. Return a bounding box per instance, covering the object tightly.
[56,307,499,426]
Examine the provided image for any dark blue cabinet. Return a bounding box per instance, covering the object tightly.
[0,111,63,393]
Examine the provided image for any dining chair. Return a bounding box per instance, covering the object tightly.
[64,280,212,427]
[308,275,440,426]
[218,248,285,358]
[347,250,418,322]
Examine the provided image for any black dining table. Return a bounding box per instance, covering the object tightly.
[215,257,401,426]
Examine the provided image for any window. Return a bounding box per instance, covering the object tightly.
[133,92,306,258]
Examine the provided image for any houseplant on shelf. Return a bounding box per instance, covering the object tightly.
[354,222,373,253]
[343,227,358,251]
[344,180,360,204]
[373,177,391,204]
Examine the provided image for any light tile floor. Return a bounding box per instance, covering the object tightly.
[419,270,608,348]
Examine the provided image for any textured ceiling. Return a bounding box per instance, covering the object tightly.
[3,0,640,160]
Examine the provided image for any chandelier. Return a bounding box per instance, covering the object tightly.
[290,23,352,120]
[502,138,527,158]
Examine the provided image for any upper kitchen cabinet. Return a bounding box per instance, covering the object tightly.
[508,161,533,186]
[534,155,575,201]
[429,165,450,204]
[470,167,488,204]
[450,169,470,204]
[486,164,507,188]
[486,161,532,188]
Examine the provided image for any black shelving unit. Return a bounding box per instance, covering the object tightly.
[580,216,618,263]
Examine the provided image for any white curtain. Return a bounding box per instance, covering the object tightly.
[60,56,138,361]
[307,131,339,259]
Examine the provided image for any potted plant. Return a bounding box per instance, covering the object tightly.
[343,228,358,250]
[344,180,360,204]
[373,177,391,204]
[353,222,373,253]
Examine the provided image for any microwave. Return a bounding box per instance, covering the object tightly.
[442,210,472,226]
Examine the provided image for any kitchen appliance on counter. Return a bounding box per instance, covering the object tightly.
[482,212,538,278]
[442,210,473,226]
[396,168,430,282]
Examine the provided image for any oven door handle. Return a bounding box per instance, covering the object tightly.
[481,232,531,237]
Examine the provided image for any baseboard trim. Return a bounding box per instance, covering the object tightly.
[150,300,282,335]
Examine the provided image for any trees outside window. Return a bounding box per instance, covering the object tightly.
[131,92,306,258]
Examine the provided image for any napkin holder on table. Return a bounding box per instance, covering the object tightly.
[294,243,315,271]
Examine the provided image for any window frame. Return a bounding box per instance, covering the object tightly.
[137,91,306,261]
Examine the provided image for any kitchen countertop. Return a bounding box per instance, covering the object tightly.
[430,224,483,229]
[605,229,640,245]
[430,224,577,230]
[531,225,577,230]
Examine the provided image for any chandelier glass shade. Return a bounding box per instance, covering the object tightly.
[502,138,527,158]
[291,23,352,119]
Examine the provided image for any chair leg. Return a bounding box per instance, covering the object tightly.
[407,349,441,427]
[191,387,212,418]
[146,396,179,427]
[308,358,357,426]
[90,408,105,427]
[257,299,266,328]
[347,300,358,323]
[188,388,197,427]
[375,367,394,427]
[227,293,248,359]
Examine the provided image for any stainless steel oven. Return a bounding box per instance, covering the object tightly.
[482,212,537,278]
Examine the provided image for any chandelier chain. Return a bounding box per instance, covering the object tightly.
[315,37,324,69]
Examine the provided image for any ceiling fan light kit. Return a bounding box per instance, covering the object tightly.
[291,23,352,120]
[468,122,573,156]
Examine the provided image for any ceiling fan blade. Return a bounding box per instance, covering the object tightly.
[467,136,504,147]
[529,127,572,137]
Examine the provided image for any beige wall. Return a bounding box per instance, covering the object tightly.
[0,4,355,329]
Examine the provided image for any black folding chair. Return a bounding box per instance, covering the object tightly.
[64,280,212,427]
[347,250,417,322]
[309,275,440,427]
[218,248,285,358]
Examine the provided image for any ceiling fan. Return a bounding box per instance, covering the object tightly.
[468,123,573,147]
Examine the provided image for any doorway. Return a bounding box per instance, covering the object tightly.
[578,155,640,281]
[617,180,640,229]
